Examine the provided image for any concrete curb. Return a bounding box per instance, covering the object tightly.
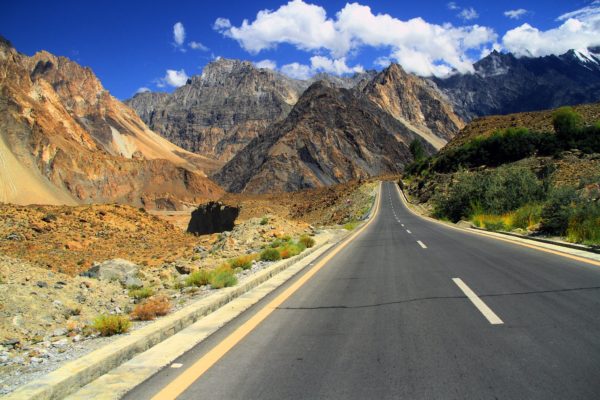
[6,186,380,400]
[469,227,600,255]
[4,235,341,400]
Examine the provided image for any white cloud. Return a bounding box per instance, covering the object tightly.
[173,22,185,47]
[503,2,600,57]
[213,17,232,31]
[136,87,151,94]
[310,56,363,75]
[458,7,479,21]
[447,2,459,11]
[280,62,312,80]
[504,9,528,20]
[161,69,189,87]
[215,1,496,77]
[254,59,277,70]
[189,41,209,51]
[279,56,363,79]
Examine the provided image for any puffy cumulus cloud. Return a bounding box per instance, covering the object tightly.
[280,62,312,80]
[215,0,343,56]
[215,0,496,77]
[279,56,363,79]
[310,56,364,75]
[136,87,151,94]
[161,69,189,87]
[503,2,600,57]
[458,7,479,21]
[254,59,277,70]
[504,9,528,20]
[173,22,185,46]
[189,41,209,51]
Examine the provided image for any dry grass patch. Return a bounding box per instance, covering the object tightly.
[131,295,171,321]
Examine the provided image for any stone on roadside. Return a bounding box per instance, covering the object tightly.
[81,258,141,287]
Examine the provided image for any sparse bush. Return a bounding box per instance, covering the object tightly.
[128,287,154,300]
[185,269,212,287]
[566,201,600,245]
[299,235,315,248]
[434,165,544,222]
[230,254,257,270]
[92,314,131,336]
[511,204,543,230]
[260,217,269,225]
[553,106,583,142]
[42,213,57,223]
[260,248,281,261]
[409,139,426,162]
[209,265,237,289]
[131,295,171,321]
[343,220,359,230]
[540,186,578,235]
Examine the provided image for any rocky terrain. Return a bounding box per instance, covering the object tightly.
[443,102,600,151]
[214,81,429,193]
[0,37,222,209]
[434,48,600,121]
[0,180,377,395]
[364,63,464,149]
[125,60,379,163]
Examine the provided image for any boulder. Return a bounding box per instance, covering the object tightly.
[81,259,141,287]
[187,202,240,235]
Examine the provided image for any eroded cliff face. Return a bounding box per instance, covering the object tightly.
[364,64,465,150]
[126,59,305,162]
[125,59,380,163]
[0,37,222,209]
[214,81,434,193]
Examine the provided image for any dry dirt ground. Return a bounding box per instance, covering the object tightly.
[0,180,377,395]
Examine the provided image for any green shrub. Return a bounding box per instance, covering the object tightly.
[511,204,543,230]
[128,287,154,300]
[566,201,600,245]
[229,254,256,270]
[484,220,507,231]
[209,266,237,289]
[185,269,212,287]
[260,217,269,225]
[540,186,578,235]
[433,165,544,222]
[260,248,281,261]
[409,139,426,162]
[343,220,360,230]
[553,107,583,142]
[299,235,315,248]
[92,314,131,336]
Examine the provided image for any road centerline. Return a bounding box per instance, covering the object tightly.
[452,278,504,325]
[417,240,427,249]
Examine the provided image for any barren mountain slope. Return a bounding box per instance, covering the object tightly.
[364,63,464,150]
[0,37,222,208]
[214,81,433,193]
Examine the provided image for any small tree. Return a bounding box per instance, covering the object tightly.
[409,139,426,162]
[553,107,583,143]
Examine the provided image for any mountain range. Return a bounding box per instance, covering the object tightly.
[2,33,600,205]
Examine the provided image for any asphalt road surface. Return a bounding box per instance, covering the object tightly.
[126,181,600,399]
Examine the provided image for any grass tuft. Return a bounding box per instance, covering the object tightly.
[128,287,154,300]
[131,295,171,321]
[92,314,131,336]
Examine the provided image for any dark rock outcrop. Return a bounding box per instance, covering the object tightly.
[187,202,240,235]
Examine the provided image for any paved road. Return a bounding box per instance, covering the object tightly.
[126,181,600,399]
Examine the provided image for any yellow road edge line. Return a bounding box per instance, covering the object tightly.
[394,182,600,267]
[151,182,383,400]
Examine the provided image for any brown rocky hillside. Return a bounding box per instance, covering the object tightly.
[0,37,222,209]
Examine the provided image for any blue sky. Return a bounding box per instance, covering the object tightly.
[2,0,599,99]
